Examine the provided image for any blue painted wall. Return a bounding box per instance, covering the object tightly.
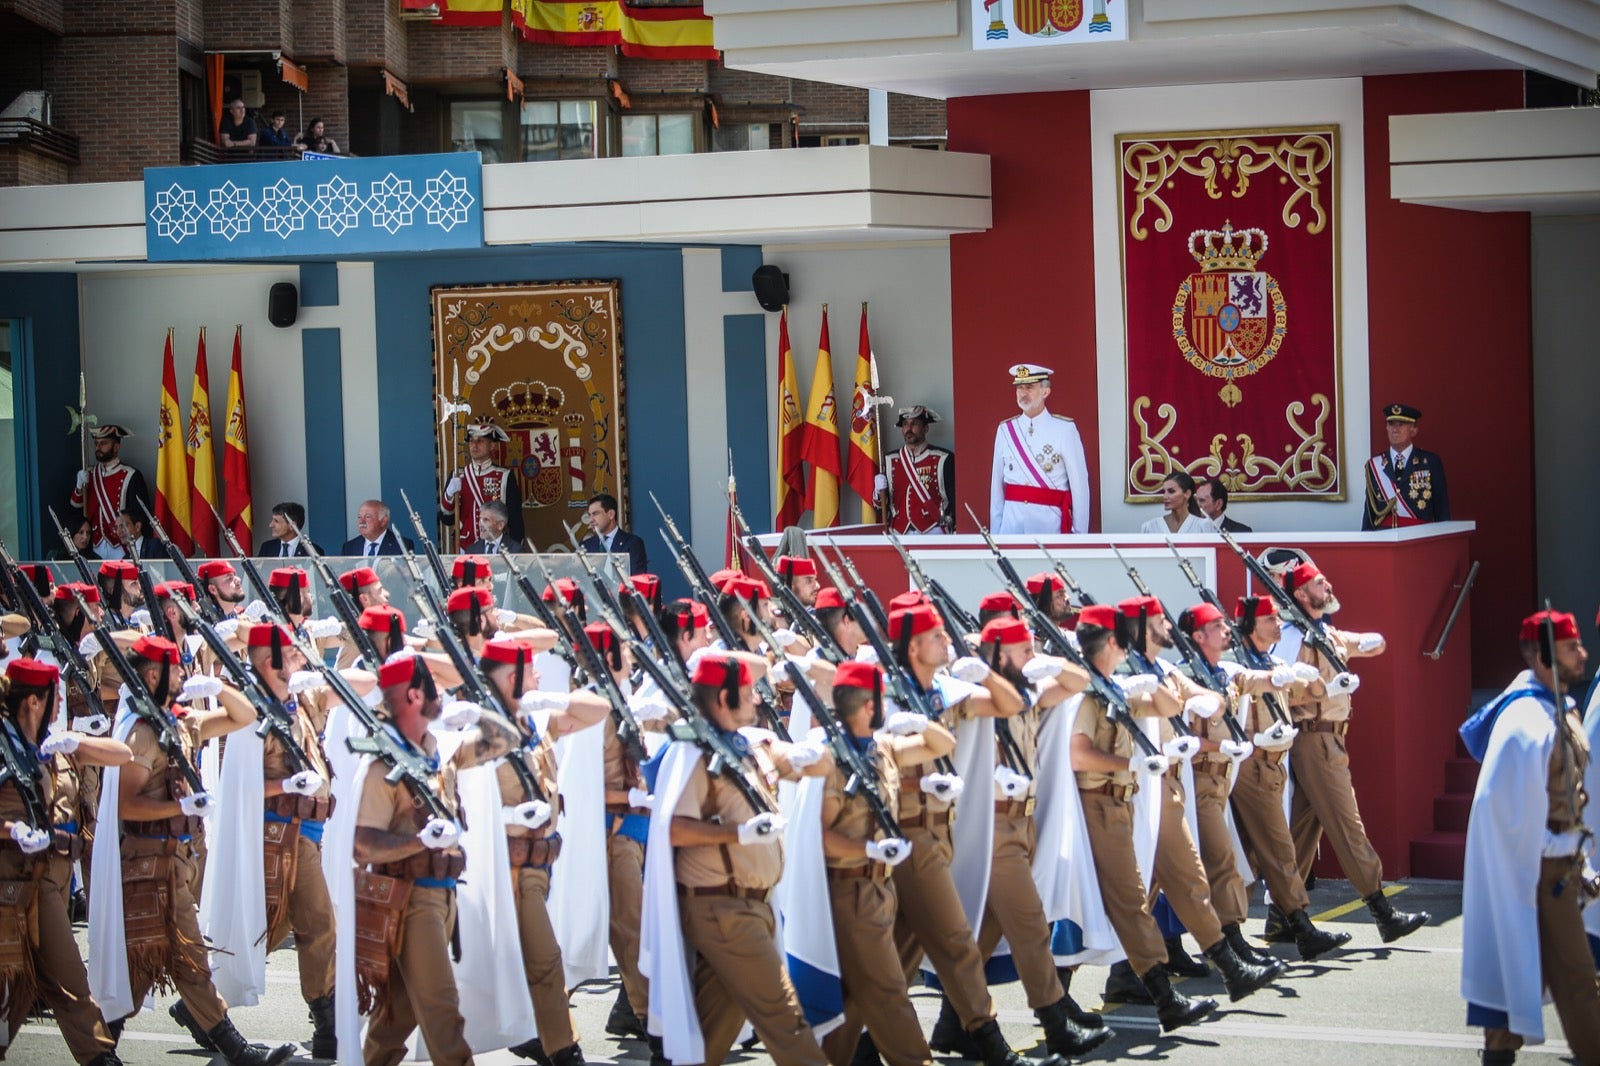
[1,273,82,557]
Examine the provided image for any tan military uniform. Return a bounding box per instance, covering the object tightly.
[672,739,826,1066]
[0,738,117,1063]
[818,738,931,1066]
[1286,624,1384,895]
[261,694,336,1003]
[1226,656,1314,915]
[602,713,650,1022]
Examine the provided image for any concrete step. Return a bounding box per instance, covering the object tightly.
[1444,757,1481,795]
[1410,830,1466,880]
[1432,792,1472,833]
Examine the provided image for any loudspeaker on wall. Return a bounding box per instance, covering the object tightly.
[268,282,299,328]
[751,265,790,313]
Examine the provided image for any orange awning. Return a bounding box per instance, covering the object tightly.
[383,70,412,111]
[505,68,525,102]
[277,56,309,91]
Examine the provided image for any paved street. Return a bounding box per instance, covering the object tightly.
[14,878,1582,1064]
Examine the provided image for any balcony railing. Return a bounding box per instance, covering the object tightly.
[181,139,312,165]
[0,117,80,165]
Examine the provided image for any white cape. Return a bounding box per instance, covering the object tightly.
[640,740,707,1064]
[199,723,267,1006]
[86,697,140,1022]
[550,721,609,987]
[321,698,369,1066]
[775,760,844,1040]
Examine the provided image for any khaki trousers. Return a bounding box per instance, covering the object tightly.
[0,853,116,1063]
[364,886,473,1066]
[1192,768,1248,928]
[514,865,577,1053]
[1289,730,1383,896]
[1483,858,1600,1066]
[974,813,1063,1009]
[1079,790,1167,976]
[121,840,227,1031]
[265,832,335,1002]
[821,875,933,1066]
[1230,754,1309,913]
[890,823,996,1028]
[607,833,648,1019]
[680,893,827,1066]
[1148,774,1223,951]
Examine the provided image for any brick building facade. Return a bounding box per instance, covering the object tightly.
[0,0,946,185]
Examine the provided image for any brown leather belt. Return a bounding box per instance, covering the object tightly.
[126,815,202,839]
[994,797,1036,818]
[1194,761,1231,777]
[827,862,889,883]
[1081,782,1135,802]
[266,793,335,822]
[375,850,466,881]
[1165,764,1184,780]
[1306,720,1349,736]
[899,808,953,830]
[1252,748,1286,765]
[506,832,563,869]
[2,830,83,861]
[677,882,771,901]
[604,802,652,817]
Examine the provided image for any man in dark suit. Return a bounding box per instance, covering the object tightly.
[115,507,173,562]
[1196,478,1252,533]
[340,499,415,557]
[257,501,322,557]
[1361,403,1450,530]
[461,500,515,555]
[579,493,647,575]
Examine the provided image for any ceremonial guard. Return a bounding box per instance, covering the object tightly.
[0,657,127,1065]
[1460,610,1600,1066]
[989,365,1090,535]
[877,405,955,534]
[440,416,524,549]
[1361,403,1450,529]
[70,425,149,557]
[1274,561,1430,942]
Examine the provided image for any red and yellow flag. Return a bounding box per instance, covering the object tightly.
[846,303,881,524]
[775,308,806,531]
[187,329,221,557]
[801,306,842,529]
[222,327,254,548]
[437,1,719,58]
[155,329,194,555]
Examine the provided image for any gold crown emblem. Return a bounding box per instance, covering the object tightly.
[491,379,566,427]
[562,412,585,428]
[1188,220,1269,272]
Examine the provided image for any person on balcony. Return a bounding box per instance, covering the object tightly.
[295,118,339,156]
[218,100,257,148]
[259,110,293,148]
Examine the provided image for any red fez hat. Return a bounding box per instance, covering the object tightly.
[1521,610,1580,643]
[448,586,493,613]
[541,578,580,604]
[196,560,236,580]
[814,587,846,611]
[358,606,407,633]
[338,567,381,593]
[888,590,928,612]
[1283,562,1322,592]
[979,617,1031,646]
[482,637,536,665]
[378,656,427,689]
[99,560,137,580]
[978,591,1018,614]
[16,564,44,583]
[708,569,742,590]
[55,582,99,604]
[775,556,816,578]
[722,576,769,601]
[675,601,710,628]
[246,623,295,649]
[888,605,939,641]
[583,622,615,651]
[1077,604,1120,630]
[131,634,180,664]
[832,660,882,690]
[1117,595,1163,619]
[1234,597,1277,620]
[5,658,60,688]
[624,573,661,600]
[1187,603,1226,628]
[690,653,752,687]
[269,567,309,590]
[452,556,490,581]
[153,581,194,601]
[1024,573,1063,596]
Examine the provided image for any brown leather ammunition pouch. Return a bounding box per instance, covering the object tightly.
[265,793,335,822]
[262,819,302,950]
[120,854,178,995]
[0,879,38,1012]
[375,850,467,881]
[353,870,412,1014]
[506,832,563,869]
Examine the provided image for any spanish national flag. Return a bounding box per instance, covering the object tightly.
[845,304,881,524]
[801,307,842,529]
[438,1,718,59]
[222,327,254,548]
[187,329,221,558]
[774,308,806,531]
[155,329,194,555]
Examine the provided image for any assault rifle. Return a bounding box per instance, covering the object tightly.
[1219,531,1349,674]
[120,537,173,642]
[46,506,97,587]
[399,489,454,598]
[1031,539,1097,607]
[0,716,50,833]
[1107,546,1213,741]
[724,491,838,658]
[0,541,109,723]
[822,535,890,635]
[783,659,902,840]
[285,517,382,669]
[1167,539,1291,727]
[137,499,223,623]
[205,499,293,626]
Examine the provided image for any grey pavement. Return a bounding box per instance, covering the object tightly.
[12,878,1582,1064]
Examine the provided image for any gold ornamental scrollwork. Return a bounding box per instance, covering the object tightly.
[1128,393,1338,497]
[1122,134,1333,242]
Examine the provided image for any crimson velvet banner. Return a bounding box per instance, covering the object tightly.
[1120,128,1342,501]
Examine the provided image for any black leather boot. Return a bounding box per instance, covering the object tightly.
[1140,965,1217,1032]
[170,1000,218,1051]
[969,1018,1068,1066]
[605,985,647,1039]
[1364,890,1430,943]
[509,1037,554,1065]
[1057,965,1106,1028]
[929,995,979,1058]
[1261,902,1294,942]
[85,1054,124,1066]
[1480,1050,1516,1065]
[647,1034,670,1066]
[106,1017,125,1048]
[308,993,336,1059]
[549,1043,586,1066]
[1203,937,1278,1002]
[1286,907,1351,960]
[1036,994,1115,1057]
[1222,922,1286,976]
[850,1030,885,1066]
[204,1017,297,1066]
[1102,959,1154,1004]
[1164,934,1210,978]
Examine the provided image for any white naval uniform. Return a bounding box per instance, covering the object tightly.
[990,409,1090,534]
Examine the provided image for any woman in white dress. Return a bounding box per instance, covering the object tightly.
[1140,471,1218,534]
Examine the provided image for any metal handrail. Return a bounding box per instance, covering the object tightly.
[0,117,80,164]
[1426,560,1479,660]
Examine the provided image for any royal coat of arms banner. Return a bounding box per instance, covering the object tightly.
[432,281,626,552]
[1120,127,1342,502]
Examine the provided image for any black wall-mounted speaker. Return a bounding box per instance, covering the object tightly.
[268,282,299,328]
[752,265,790,312]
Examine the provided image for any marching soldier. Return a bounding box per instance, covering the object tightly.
[989,365,1090,535]
[774,555,821,609]
[95,561,143,629]
[195,560,249,620]
[440,415,524,550]
[876,404,956,534]
[1361,403,1450,530]
[70,425,149,557]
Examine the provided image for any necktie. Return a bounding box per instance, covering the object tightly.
[367,541,377,558]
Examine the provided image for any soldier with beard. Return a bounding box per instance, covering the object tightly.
[196,561,248,619]
[70,425,149,557]
[95,561,143,629]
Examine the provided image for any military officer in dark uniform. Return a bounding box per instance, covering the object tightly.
[1361,404,1450,530]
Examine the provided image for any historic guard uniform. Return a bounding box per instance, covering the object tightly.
[989,365,1090,535]
[1361,404,1450,529]
[881,405,955,534]
[441,416,524,550]
[71,425,149,557]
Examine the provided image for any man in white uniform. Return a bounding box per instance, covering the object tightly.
[989,364,1090,534]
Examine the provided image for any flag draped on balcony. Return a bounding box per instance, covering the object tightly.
[433,1,719,59]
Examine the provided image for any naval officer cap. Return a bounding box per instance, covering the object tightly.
[1009,364,1054,385]
[1382,403,1421,424]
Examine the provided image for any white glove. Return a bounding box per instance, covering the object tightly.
[630,696,673,723]
[1269,666,1296,688]
[520,690,570,715]
[866,837,912,867]
[949,657,990,684]
[770,627,801,650]
[10,824,49,855]
[882,711,928,736]
[129,609,152,630]
[1542,827,1586,858]
[1116,674,1158,699]
[495,608,517,627]
[282,770,324,796]
[1219,739,1253,760]
[214,617,241,641]
[1357,634,1383,653]
[243,599,269,622]
[288,670,321,695]
[71,714,110,736]
[737,812,786,846]
[77,633,101,658]
[1130,752,1168,776]
[873,473,888,494]
[180,792,217,818]
[785,650,821,676]
[1254,725,1296,751]
[180,675,223,702]
[785,740,827,770]
[855,645,880,666]
[75,469,88,492]
[420,817,463,850]
[627,787,653,809]
[439,700,482,730]
[445,474,462,500]
[306,616,343,640]
[40,733,80,756]
[1291,662,1322,684]
[994,765,1031,799]
[413,617,437,641]
[1163,736,1200,761]
[1022,656,1064,682]
[919,772,964,802]
[1327,672,1360,696]
[507,800,552,831]
[1184,694,1222,719]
